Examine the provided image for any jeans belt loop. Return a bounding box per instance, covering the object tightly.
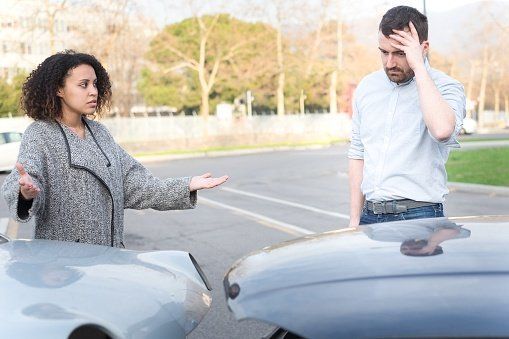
[395,203,408,213]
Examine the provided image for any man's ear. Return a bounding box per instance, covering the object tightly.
[421,40,430,56]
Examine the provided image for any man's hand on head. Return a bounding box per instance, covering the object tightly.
[388,22,426,71]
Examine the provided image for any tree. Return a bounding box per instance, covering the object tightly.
[141,14,273,116]
[69,0,157,116]
[0,73,26,117]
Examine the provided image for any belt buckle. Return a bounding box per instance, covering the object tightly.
[372,202,386,214]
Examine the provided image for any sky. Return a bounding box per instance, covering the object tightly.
[140,0,506,27]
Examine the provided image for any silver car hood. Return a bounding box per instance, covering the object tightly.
[0,239,211,339]
[224,216,509,338]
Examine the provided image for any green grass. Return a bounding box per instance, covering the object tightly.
[447,147,509,186]
[134,138,347,157]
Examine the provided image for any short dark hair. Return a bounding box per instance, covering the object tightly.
[21,50,112,120]
[379,6,428,43]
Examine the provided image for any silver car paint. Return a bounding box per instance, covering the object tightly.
[225,216,509,338]
[0,238,211,338]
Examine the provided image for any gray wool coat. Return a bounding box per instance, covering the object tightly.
[1,119,196,247]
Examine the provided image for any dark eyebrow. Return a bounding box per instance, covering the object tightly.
[378,47,387,53]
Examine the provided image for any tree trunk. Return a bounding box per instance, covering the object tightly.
[466,61,476,118]
[276,27,285,116]
[329,5,343,115]
[504,95,509,119]
[201,88,210,117]
[477,47,488,128]
[299,89,306,115]
[329,70,338,114]
[198,26,210,117]
[494,87,500,117]
[504,94,509,125]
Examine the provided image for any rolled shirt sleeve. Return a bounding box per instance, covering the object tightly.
[428,79,466,148]
[348,95,364,159]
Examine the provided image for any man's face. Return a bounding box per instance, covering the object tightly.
[378,30,414,83]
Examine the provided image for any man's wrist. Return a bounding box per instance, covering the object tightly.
[349,216,361,226]
[412,63,428,78]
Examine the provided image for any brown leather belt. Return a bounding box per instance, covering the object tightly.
[365,199,437,215]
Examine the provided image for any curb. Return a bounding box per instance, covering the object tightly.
[456,140,509,150]
[448,182,509,196]
[134,145,509,197]
[135,144,338,163]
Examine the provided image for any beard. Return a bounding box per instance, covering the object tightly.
[384,66,415,84]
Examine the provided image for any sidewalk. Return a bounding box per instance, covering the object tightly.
[458,140,509,150]
[448,181,509,196]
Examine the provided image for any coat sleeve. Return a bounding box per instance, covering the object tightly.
[1,124,46,222]
[119,146,197,210]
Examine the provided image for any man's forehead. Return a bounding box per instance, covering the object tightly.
[378,32,403,51]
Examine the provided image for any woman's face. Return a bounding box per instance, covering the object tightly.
[57,64,98,117]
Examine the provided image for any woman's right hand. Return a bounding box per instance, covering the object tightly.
[17,163,40,200]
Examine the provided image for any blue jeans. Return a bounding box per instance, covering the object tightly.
[359,203,444,225]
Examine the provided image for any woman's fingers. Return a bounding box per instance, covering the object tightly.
[17,163,40,199]
[16,162,27,176]
[207,175,229,188]
[20,184,40,200]
[189,174,229,191]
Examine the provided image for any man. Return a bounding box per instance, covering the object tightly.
[348,6,465,226]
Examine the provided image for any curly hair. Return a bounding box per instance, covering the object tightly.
[21,50,112,120]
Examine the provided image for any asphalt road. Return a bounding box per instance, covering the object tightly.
[1,144,509,338]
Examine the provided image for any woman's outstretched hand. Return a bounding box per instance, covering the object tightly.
[17,163,40,200]
[189,173,229,192]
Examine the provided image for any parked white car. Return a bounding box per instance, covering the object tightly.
[461,117,477,135]
[0,131,22,172]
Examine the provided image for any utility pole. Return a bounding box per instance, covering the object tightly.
[423,0,427,16]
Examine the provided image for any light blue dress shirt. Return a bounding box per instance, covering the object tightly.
[348,61,466,203]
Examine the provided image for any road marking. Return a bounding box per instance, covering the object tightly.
[221,187,350,220]
[199,197,314,236]
[0,218,18,239]
[0,218,8,234]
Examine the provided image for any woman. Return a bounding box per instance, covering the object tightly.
[1,50,228,248]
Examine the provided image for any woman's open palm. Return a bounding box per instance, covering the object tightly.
[17,163,40,200]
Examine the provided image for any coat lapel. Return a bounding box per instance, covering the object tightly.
[57,121,115,196]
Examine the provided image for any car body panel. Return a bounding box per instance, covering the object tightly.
[224,216,509,338]
[0,238,211,338]
[461,117,477,134]
[0,131,22,172]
